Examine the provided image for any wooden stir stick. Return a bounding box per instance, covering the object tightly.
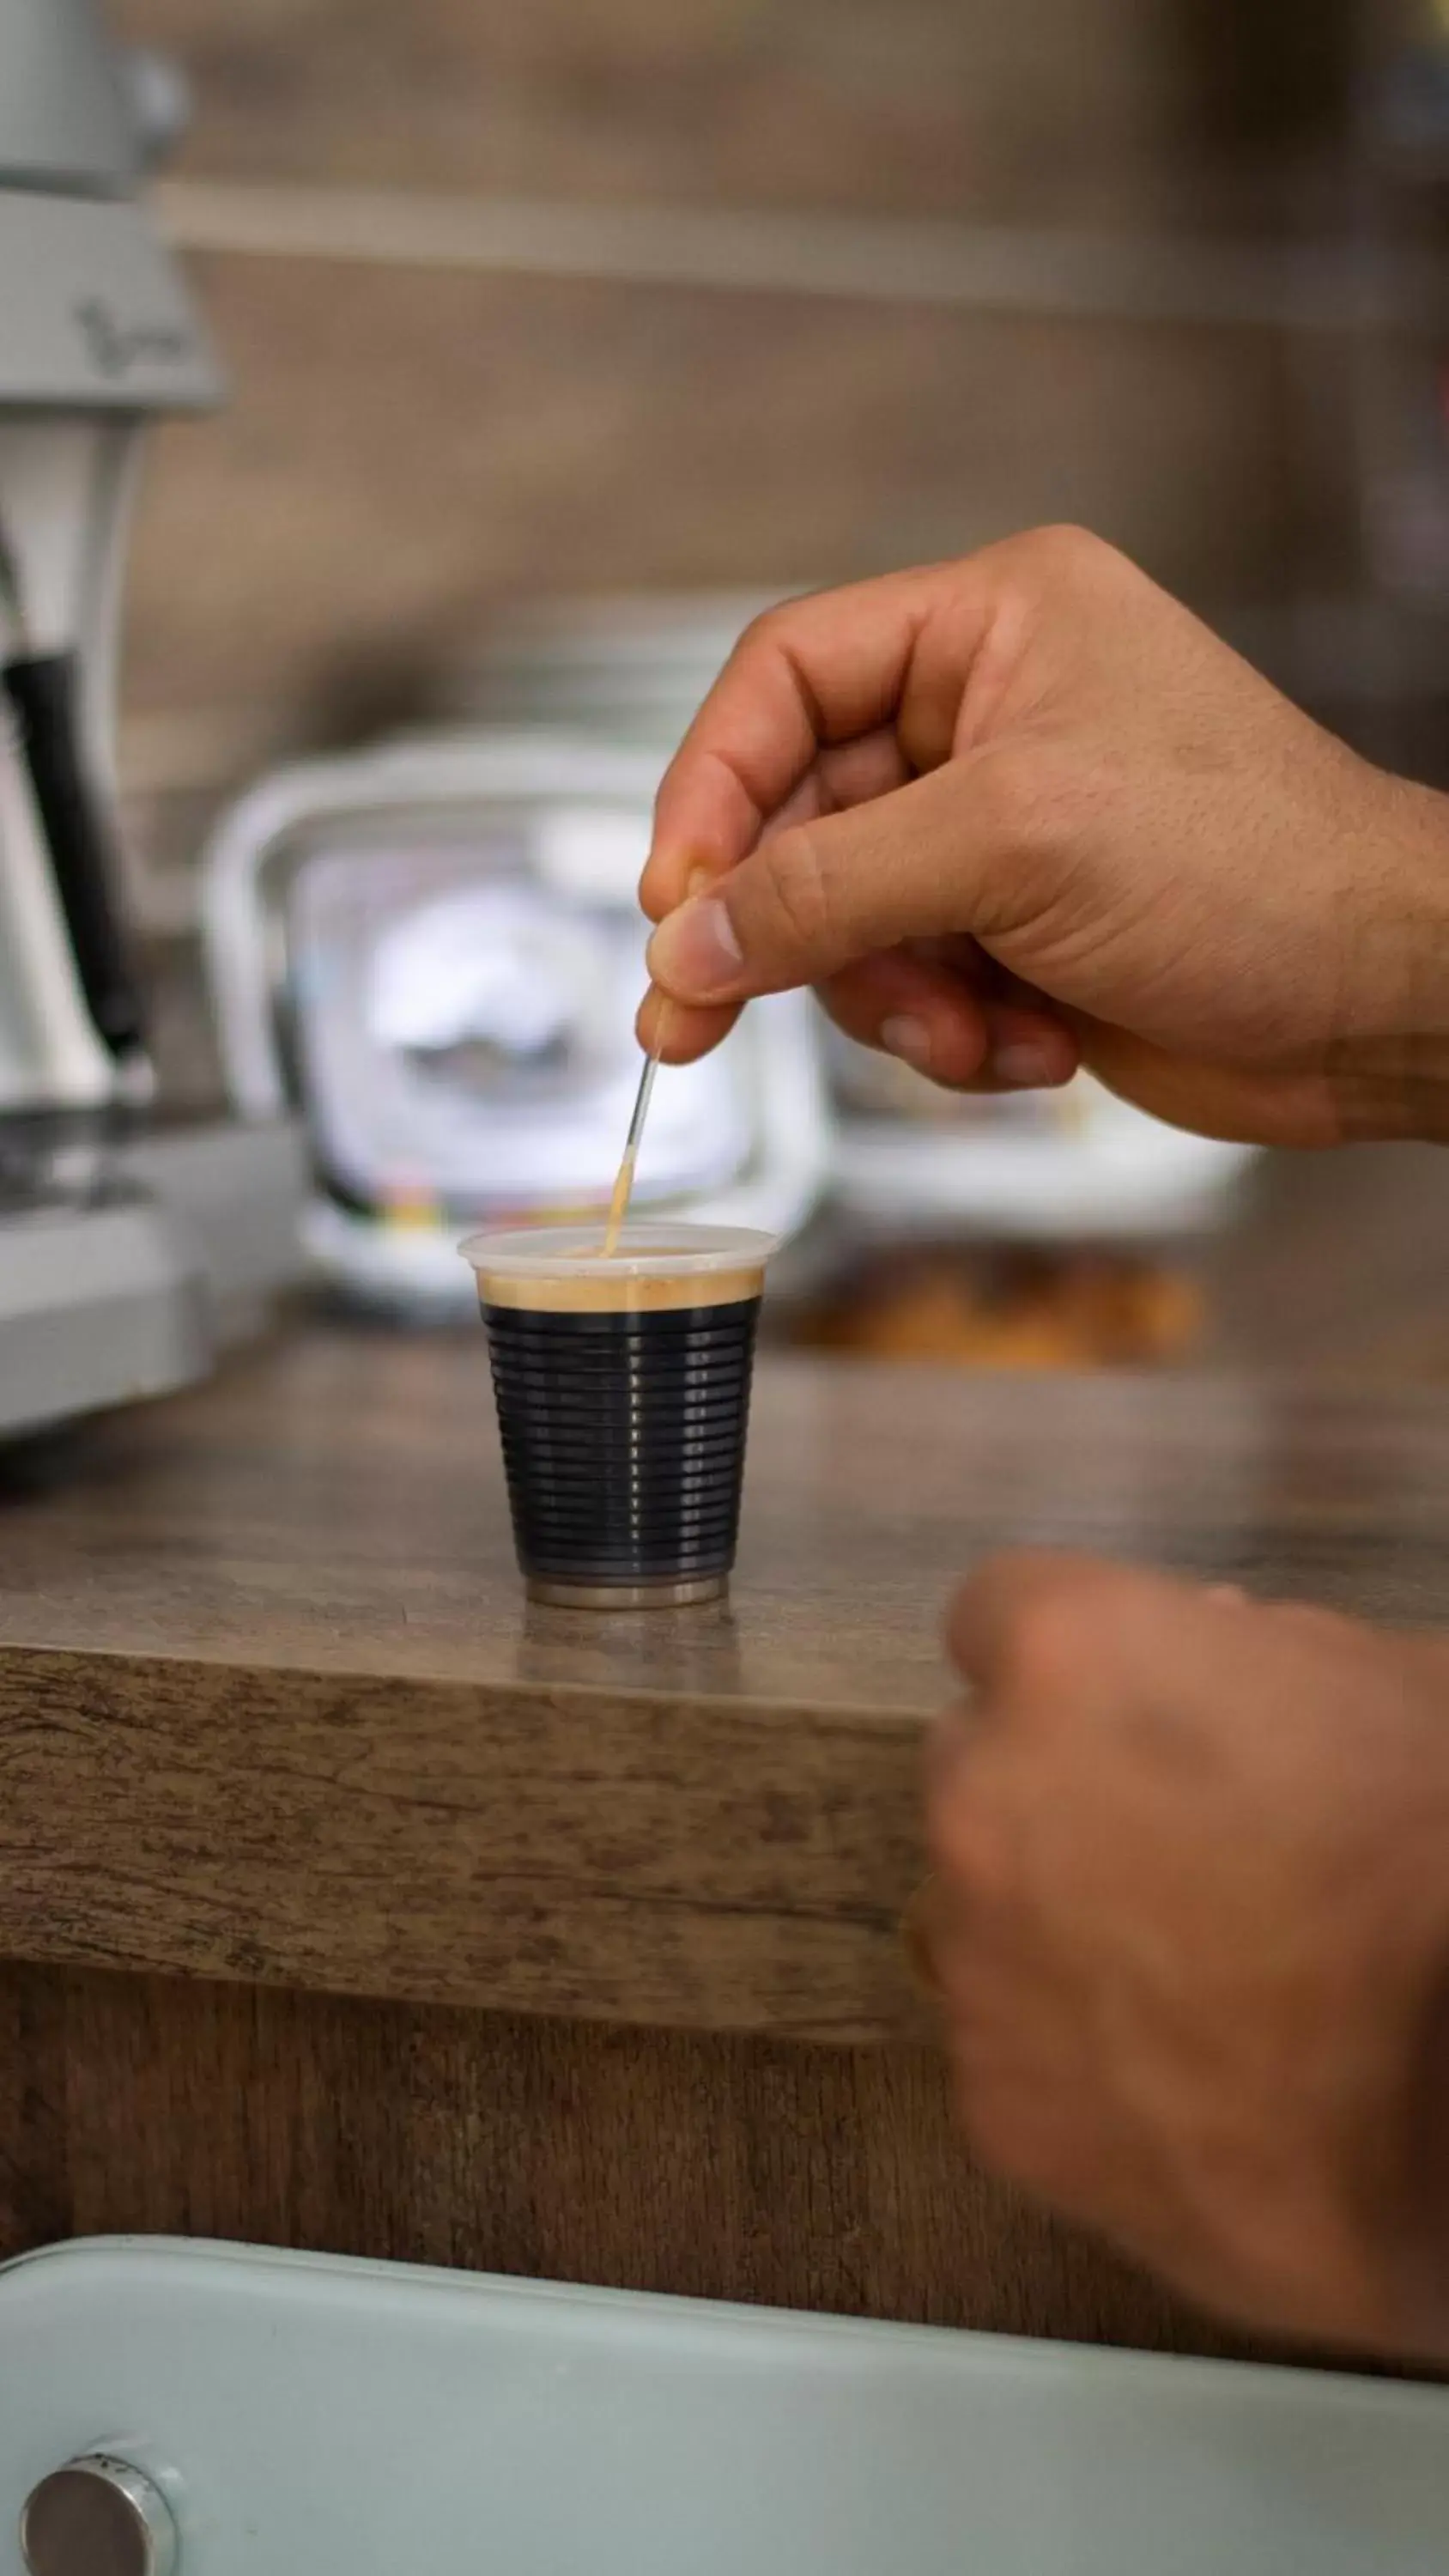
[601,1005,670,1257]
[601,865,711,1256]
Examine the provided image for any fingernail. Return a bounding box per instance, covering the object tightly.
[647,896,743,999]
[994,1042,1054,1089]
[881,1014,933,1075]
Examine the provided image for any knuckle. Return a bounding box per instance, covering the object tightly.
[761,825,834,958]
[734,607,781,659]
[1018,521,1117,586]
[1003,1587,1081,1710]
[999,1584,1098,1705]
[970,743,1053,862]
[967,743,1084,919]
[735,598,806,660]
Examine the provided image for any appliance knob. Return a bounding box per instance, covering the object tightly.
[20,2454,179,2576]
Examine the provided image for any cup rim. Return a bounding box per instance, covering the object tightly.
[459,1219,777,1283]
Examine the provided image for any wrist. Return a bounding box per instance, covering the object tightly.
[1333,779,1449,1143]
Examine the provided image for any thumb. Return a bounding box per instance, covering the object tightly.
[645,758,1005,1005]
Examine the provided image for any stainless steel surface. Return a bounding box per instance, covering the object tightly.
[526,1573,729,1610]
[0,0,136,197]
[120,1115,307,1345]
[0,1114,304,1438]
[0,1190,209,1438]
[20,2454,178,2576]
[0,0,214,406]
[118,50,193,173]
[0,0,287,1445]
[452,590,779,748]
[0,191,217,409]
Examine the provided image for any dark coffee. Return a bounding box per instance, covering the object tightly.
[464,1226,773,1607]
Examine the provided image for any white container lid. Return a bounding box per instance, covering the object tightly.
[460,1219,776,1285]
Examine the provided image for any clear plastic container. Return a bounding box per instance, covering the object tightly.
[463,1222,776,1607]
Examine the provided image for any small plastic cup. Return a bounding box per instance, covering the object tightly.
[462,1221,775,1608]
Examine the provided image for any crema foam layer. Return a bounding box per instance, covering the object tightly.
[479,1249,766,1315]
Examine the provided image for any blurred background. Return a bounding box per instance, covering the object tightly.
[98,0,1449,1376]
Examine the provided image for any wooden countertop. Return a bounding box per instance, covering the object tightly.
[1,1326,1446,2044]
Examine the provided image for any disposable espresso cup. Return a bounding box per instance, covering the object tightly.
[462,1222,775,1608]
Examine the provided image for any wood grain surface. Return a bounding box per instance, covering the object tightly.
[1,1334,1446,2038]
[2,1334,1443,2361]
[108,0,1203,225]
[5,1331,1449,1694]
[0,1962,1274,2362]
[123,258,1288,737]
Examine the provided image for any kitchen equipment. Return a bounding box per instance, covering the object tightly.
[828,1041,1258,1242]
[4,2236,1448,2573]
[0,0,303,1438]
[201,733,829,1311]
[447,587,781,749]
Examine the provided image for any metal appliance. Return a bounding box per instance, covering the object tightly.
[0,0,302,1439]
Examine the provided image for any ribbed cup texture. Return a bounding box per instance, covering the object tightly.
[483,1297,761,1589]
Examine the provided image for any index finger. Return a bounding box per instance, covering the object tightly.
[946,1551,1164,1697]
[641,562,962,920]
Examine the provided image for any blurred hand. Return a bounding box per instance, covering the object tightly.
[926,1555,1449,2357]
[640,530,1449,1145]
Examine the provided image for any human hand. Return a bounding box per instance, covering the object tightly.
[925,1553,1449,2357]
[640,531,1449,1145]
